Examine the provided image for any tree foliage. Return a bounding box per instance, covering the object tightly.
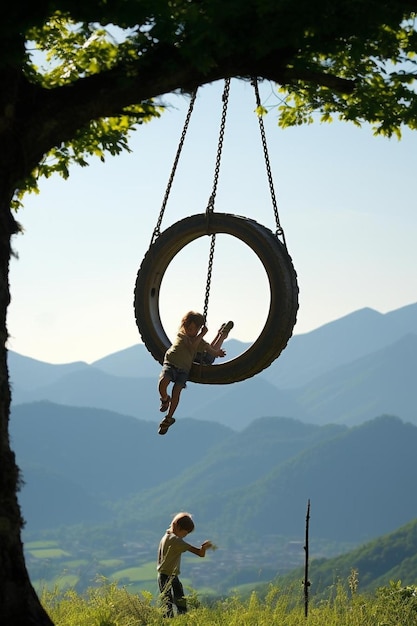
[15,16,163,207]
[278,15,417,137]
[6,2,417,206]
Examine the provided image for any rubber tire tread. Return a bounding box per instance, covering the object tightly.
[134,213,298,384]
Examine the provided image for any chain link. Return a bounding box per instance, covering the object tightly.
[252,77,287,249]
[148,79,284,324]
[203,233,216,322]
[206,78,231,213]
[203,78,231,321]
[150,90,198,246]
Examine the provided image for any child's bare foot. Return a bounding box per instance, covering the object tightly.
[158,416,176,435]
[220,321,234,337]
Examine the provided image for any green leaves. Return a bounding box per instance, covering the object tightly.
[12,104,162,209]
[11,3,417,208]
[26,14,140,86]
[13,15,163,208]
[277,18,417,137]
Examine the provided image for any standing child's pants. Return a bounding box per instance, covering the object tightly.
[158,573,187,617]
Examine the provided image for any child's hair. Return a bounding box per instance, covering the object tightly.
[180,311,205,332]
[171,512,195,533]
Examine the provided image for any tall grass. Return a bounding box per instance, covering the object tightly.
[41,576,417,626]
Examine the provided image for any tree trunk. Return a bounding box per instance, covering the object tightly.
[0,198,53,625]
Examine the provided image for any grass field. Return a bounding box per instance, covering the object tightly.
[40,577,417,626]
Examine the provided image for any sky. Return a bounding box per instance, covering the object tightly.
[7,78,417,364]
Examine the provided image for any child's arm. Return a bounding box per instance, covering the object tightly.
[187,540,213,557]
[189,325,209,349]
[205,345,226,358]
[198,327,226,358]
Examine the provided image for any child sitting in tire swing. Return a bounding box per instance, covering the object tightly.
[157,311,233,435]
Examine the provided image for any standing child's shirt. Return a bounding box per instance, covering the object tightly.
[157,531,193,576]
[164,332,211,372]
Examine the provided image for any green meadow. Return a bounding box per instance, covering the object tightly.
[41,577,417,626]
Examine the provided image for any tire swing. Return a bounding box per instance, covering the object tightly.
[134,79,299,385]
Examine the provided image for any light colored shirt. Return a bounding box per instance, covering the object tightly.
[157,531,192,575]
[164,332,210,372]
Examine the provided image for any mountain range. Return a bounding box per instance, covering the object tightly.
[8,302,417,430]
[7,302,417,593]
[11,403,417,545]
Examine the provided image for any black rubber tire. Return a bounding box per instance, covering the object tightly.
[134,213,298,384]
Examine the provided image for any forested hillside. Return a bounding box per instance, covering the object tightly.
[11,401,417,595]
[277,518,417,596]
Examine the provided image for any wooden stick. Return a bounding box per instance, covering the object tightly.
[303,499,311,618]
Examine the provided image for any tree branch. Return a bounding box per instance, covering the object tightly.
[22,43,355,156]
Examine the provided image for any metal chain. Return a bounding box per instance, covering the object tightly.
[203,78,231,322]
[206,78,231,213]
[203,233,216,322]
[252,77,287,249]
[150,90,198,246]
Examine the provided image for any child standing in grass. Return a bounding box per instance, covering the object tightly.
[157,311,233,435]
[157,512,213,618]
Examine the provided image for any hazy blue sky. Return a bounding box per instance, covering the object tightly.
[7,78,417,364]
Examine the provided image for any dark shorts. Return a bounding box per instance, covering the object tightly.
[194,351,215,365]
[159,362,188,388]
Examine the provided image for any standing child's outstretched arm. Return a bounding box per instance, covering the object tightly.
[186,540,213,557]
